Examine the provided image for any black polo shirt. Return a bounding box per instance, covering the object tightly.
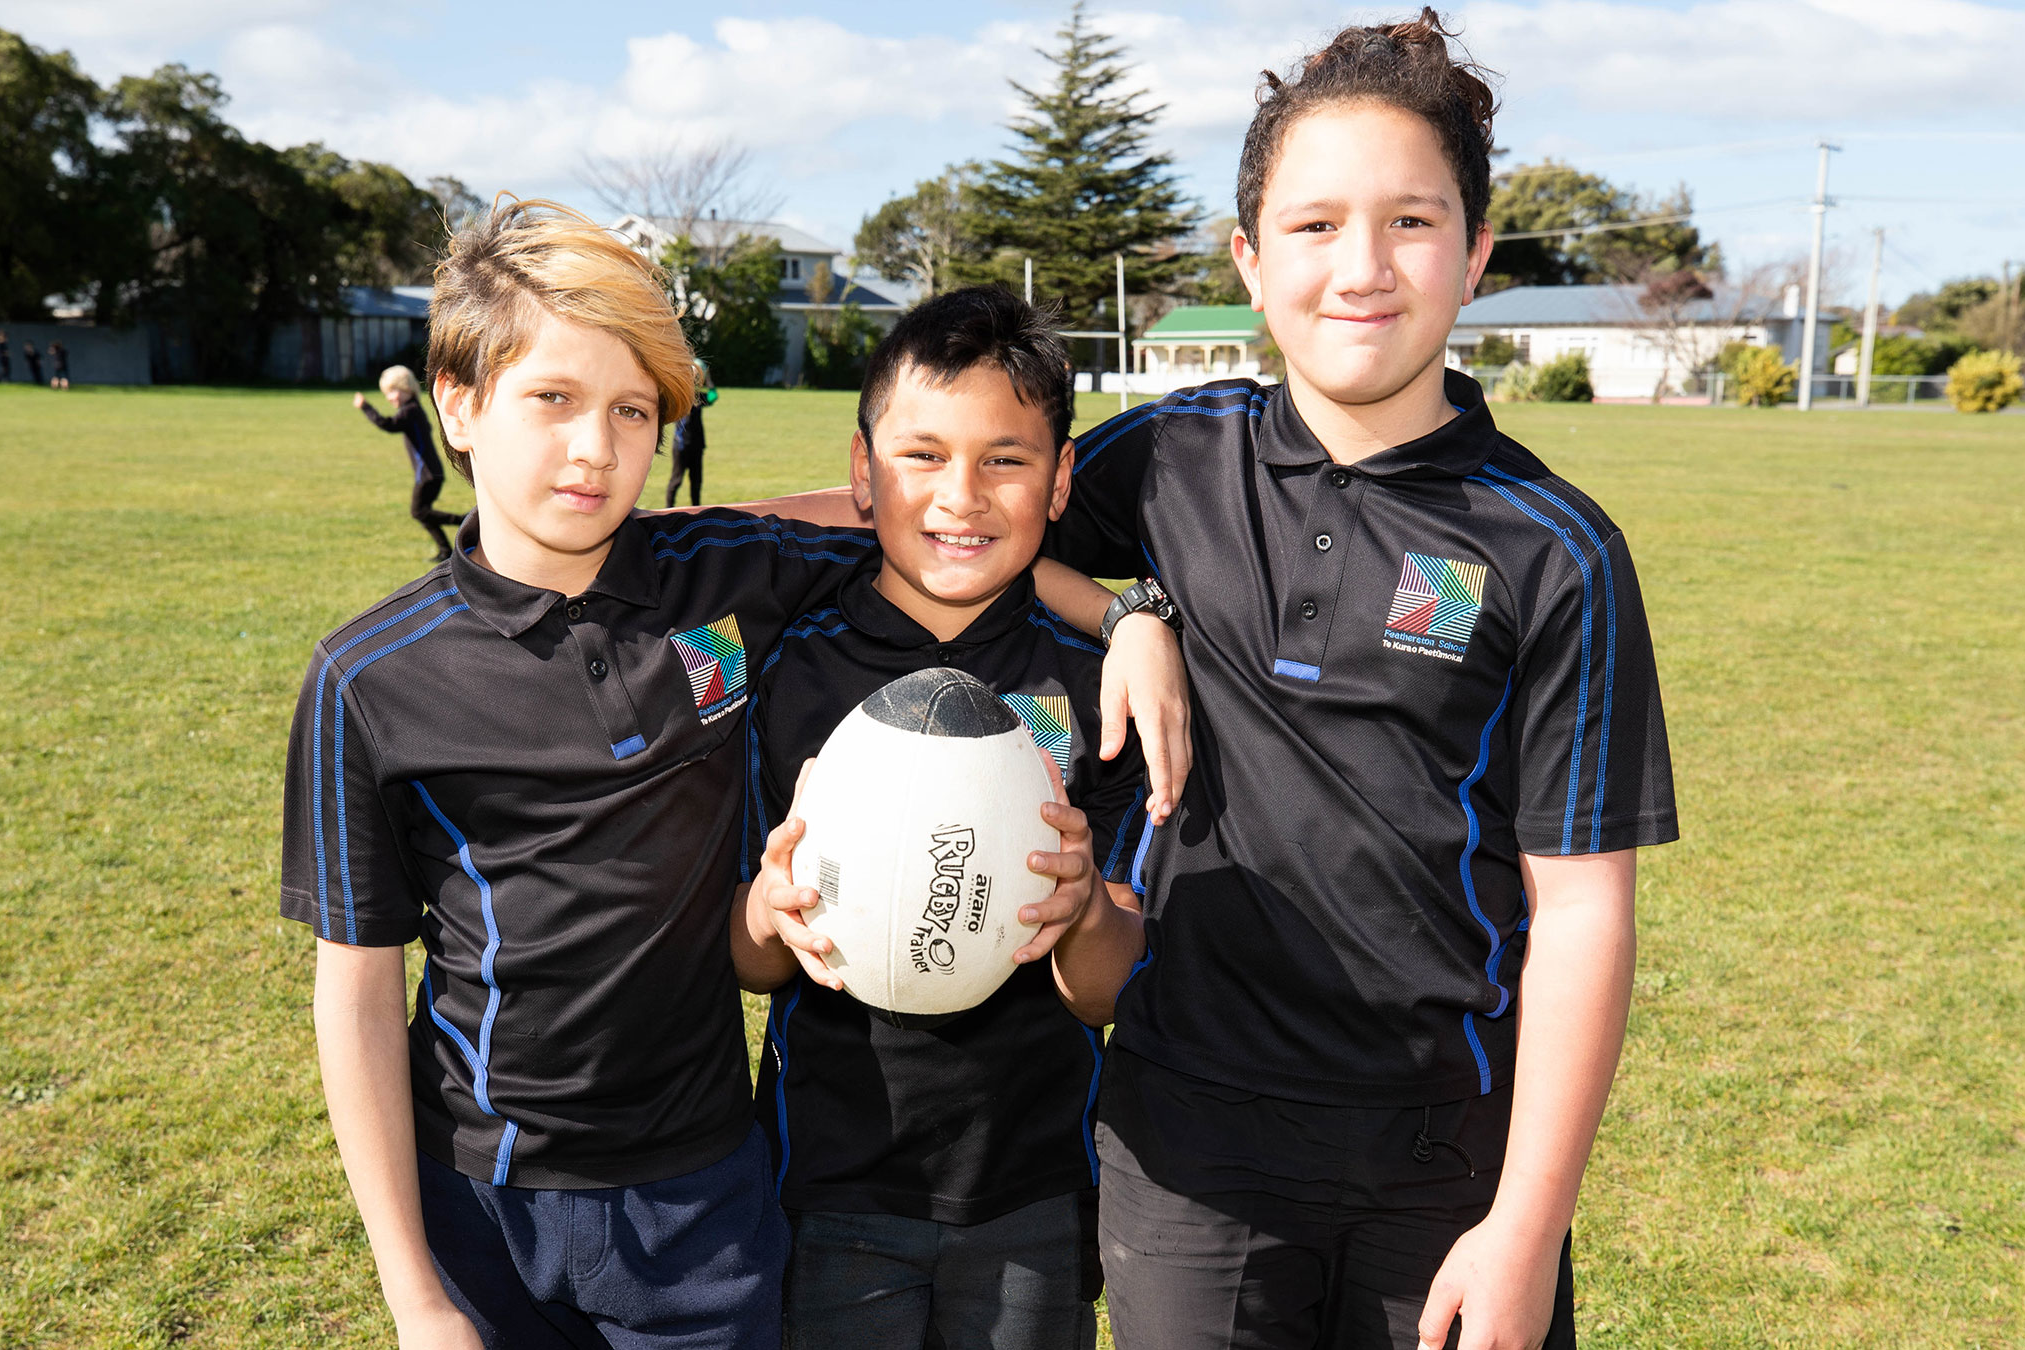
[744,555,1148,1225]
[278,509,874,1188]
[1046,371,1677,1108]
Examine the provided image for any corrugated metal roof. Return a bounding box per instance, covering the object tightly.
[1143,305,1265,338]
[1454,283,1785,328]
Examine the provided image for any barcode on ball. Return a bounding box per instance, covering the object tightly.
[818,856,841,907]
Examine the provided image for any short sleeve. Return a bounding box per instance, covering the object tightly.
[278,643,425,945]
[1509,532,1678,857]
[1046,404,1159,580]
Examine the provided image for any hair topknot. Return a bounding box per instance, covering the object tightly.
[1236,7,1499,248]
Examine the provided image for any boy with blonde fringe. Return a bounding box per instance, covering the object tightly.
[278,200,881,1348]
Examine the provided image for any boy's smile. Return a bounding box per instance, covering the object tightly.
[852,361,1071,643]
[1235,100,1493,457]
[434,307,663,595]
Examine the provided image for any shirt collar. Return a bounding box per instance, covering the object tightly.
[1256,369,1496,479]
[450,513,662,639]
[837,546,1038,650]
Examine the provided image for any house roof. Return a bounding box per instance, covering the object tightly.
[1141,305,1266,340]
[778,276,906,309]
[614,214,840,257]
[341,286,431,319]
[1454,283,1788,329]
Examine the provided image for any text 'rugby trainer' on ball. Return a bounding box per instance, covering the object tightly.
[791,667,1060,1018]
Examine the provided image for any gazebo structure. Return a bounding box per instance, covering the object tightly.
[1132,305,1271,388]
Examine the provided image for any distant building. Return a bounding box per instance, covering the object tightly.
[1129,305,1276,393]
[1447,282,1816,400]
[610,214,907,384]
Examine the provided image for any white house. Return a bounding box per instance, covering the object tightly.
[1124,304,1281,394]
[611,213,907,384]
[1446,282,1817,400]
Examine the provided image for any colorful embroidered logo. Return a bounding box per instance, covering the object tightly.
[670,615,748,722]
[1002,693,1074,782]
[1383,553,1486,664]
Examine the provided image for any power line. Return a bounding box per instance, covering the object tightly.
[1492,197,1800,242]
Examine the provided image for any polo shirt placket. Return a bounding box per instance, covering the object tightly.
[1048,371,1678,1109]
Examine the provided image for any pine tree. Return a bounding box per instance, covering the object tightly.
[952,3,1200,328]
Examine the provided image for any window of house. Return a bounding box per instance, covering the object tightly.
[779,258,803,281]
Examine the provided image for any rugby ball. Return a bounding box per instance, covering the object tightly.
[791,668,1059,1019]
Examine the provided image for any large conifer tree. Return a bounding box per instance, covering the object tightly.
[952,4,1199,327]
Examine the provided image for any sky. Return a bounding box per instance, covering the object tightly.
[6,0,2024,309]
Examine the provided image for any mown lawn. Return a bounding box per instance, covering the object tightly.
[1,384,2019,1347]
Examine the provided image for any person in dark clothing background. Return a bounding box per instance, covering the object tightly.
[353,363,462,560]
[0,331,11,383]
[48,341,70,389]
[23,342,43,386]
[665,360,712,507]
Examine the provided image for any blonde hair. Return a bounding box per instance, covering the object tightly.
[379,364,421,401]
[427,197,695,481]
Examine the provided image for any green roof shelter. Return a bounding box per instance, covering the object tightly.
[1133,305,1274,389]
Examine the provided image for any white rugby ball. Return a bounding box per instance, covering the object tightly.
[791,667,1060,1019]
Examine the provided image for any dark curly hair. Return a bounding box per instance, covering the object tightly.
[1235,8,1499,249]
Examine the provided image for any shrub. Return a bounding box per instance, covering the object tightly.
[803,303,882,390]
[1944,349,2022,413]
[1473,333,1519,367]
[1716,340,1757,384]
[1734,346,1796,406]
[1492,362,1537,403]
[1532,352,1594,403]
[1870,333,1979,377]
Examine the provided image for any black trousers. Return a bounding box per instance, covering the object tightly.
[411,475,461,555]
[666,449,703,508]
[1096,1049,1577,1350]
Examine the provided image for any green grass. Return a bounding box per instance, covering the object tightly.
[1,384,2020,1346]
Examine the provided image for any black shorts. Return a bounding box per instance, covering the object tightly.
[1095,1048,1575,1350]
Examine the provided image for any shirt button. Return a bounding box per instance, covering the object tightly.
[936,647,956,663]
[588,658,609,679]
[1299,600,1318,620]
[566,601,585,620]
[1329,469,1350,488]
[1315,534,1333,552]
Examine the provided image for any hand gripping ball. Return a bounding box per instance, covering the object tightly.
[791,667,1060,1019]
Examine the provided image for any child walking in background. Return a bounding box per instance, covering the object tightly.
[354,364,462,561]
[666,361,712,507]
[48,340,70,390]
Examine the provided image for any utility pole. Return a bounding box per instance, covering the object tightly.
[1857,227,1883,408]
[1023,257,1033,304]
[2005,260,2017,351]
[1797,139,1840,412]
[1116,253,1129,413]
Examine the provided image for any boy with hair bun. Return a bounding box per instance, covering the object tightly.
[1057,11,1678,1348]
[280,199,880,1349]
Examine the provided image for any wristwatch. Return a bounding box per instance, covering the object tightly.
[1100,577,1181,647]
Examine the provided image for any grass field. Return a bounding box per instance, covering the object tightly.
[1,383,2021,1347]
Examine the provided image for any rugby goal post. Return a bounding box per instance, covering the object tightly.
[1025,255,1130,414]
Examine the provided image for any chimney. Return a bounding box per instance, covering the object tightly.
[1782,283,1800,319]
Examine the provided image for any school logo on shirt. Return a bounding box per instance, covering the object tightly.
[1002,693,1074,783]
[1383,553,1487,664]
[670,614,748,723]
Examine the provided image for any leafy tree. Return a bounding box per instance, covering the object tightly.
[429,176,486,237]
[1895,278,2000,331]
[951,3,1201,328]
[1473,333,1520,367]
[855,166,981,299]
[663,234,785,386]
[0,30,113,319]
[1869,333,1978,377]
[1484,162,1715,292]
[287,145,442,286]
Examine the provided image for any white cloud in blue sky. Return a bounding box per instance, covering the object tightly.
[6,0,2022,305]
